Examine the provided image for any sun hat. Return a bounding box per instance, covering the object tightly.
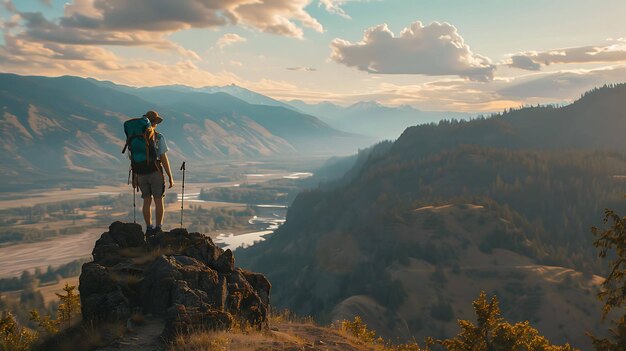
[143,110,163,124]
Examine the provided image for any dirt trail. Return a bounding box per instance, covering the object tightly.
[95,318,166,351]
[93,319,369,351]
[269,322,368,351]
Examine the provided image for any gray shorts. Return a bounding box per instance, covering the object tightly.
[137,171,165,199]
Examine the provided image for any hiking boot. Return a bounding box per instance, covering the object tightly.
[154,226,163,234]
[145,227,155,236]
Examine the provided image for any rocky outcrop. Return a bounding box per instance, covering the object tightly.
[79,222,271,338]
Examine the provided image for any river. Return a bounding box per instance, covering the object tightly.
[177,191,288,251]
[0,172,312,277]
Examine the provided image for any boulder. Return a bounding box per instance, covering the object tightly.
[241,270,272,307]
[214,249,235,273]
[107,221,144,248]
[79,222,271,338]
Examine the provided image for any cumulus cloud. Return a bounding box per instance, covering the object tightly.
[508,42,626,70]
[0,35,239,86]
[330,21,496,81]
[217,33,246,49]
[58,0,322,38]
[234,0,322,38]
[1,0,322,74]
[10,11,201,59]
[1,0,326,85]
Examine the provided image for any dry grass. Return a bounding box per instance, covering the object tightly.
[269,309,314,325]
[169,310,317,351]
[34,321,126,351]
[170,329,307,351]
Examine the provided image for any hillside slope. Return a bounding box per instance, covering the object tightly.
[238,84,626,350]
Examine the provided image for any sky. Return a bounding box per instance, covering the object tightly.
[1,0,626,112]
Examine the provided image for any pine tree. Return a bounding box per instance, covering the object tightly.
[590,209,626,350]
[55,282,80,329]
[436,291,576,351]
[29,310,58,335]
[0,312,36,351]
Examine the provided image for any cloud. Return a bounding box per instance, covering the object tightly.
[267,65,626,113]
[319,0,351,19]
[217,33,246,49]
[0,34,240,86]
[58,0,322,39]
[508,55,541,71]
[498,66,626,100]
[330,21,495,81]
[234,0,323,38]
[229,60,243,67]
[286,66,317,71]
[3,0,322,72]
[508,42,626,70]
[12,11,200,59]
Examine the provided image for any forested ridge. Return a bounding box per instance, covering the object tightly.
[239,84,626,347]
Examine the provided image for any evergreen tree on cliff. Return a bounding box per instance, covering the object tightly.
[591,209,626,350]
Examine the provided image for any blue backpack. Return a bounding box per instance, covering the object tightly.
[122,117,161,175]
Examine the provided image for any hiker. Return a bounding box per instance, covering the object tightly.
[129,110,174,235]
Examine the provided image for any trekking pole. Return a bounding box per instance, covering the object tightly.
[180,161,186,228]
[133,184,137,224]
[129,166,136,223]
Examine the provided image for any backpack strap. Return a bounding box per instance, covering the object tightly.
[142,127,156,165]
[152,132,165,183]
[122,134,145,154]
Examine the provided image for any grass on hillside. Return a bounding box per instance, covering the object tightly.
[170,311,422,351]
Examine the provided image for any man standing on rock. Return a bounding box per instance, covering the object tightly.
[132,110,175,235]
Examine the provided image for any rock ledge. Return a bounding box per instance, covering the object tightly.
[79,222,270,338]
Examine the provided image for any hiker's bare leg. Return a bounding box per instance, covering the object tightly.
[155,196,164,227]
[143,197,152,227]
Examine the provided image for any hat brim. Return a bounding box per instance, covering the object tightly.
[152,116,163,124]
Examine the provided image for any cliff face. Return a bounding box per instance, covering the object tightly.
[79,222,270,338]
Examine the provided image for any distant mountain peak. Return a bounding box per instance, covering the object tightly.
[398,104,419,112]
[348,100,385,110]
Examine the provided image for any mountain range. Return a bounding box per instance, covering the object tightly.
[0,73,373,190]
[97,79,464,141]
[89,79,297,111]
[288,99,471,140]
[238,83,626,349]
